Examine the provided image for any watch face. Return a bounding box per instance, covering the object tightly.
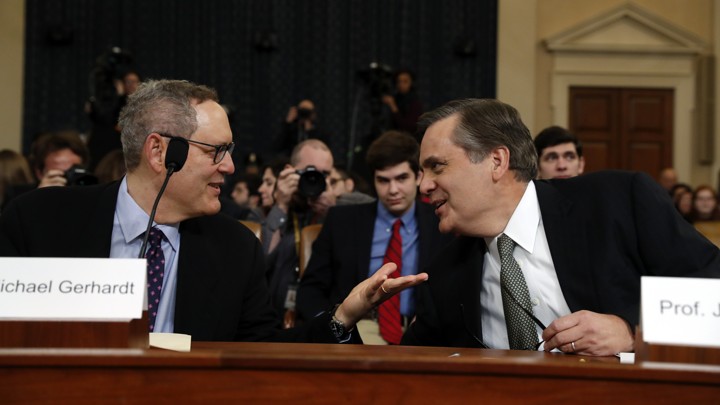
[330,319,345,338]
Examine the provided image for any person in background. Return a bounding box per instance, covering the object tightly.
[277,99,329,157]
[94,149,126,184]
[228,172,263,222]
[87,69,142,170]
[533,126,584,180]
[264,139,337,324]
[30,131,90,189]
[674,189,693,223]
[690,185,720,222]
[298,131,453,344]
[258,157,290,247]
[658,167,678,194]
[329,166,375,206]
[382,68,423,137]
[0,149,34,212]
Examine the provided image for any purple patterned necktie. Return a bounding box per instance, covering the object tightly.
[145,227,166,332]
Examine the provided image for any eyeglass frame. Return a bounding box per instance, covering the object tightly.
[157,133,235,164]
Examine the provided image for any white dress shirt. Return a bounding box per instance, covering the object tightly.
[481,181,571,350]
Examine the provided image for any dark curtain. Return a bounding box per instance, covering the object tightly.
[24,0,497,168]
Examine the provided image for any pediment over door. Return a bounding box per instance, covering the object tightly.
[544,3,706,55]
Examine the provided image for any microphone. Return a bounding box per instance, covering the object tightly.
[137,136,189,258]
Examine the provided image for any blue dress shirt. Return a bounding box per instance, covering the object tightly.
[368,201,419,316]
[109,177,181,332]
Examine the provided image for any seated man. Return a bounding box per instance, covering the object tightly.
[533,126,584,179]
[262,139,339,324]
[403,98,720,355]
[329,166,375,206]
[0,79,426,343]
[297,131,454,344]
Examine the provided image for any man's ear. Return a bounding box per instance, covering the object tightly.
[144,133,166,174]
[344,178,355,193]
[489,146,511,181]
[578,156,585,175]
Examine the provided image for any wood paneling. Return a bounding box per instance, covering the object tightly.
[570,87,673,177]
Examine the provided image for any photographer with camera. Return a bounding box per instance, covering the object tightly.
[263,139,337,326]
[381,68,423,138]
[32,131,97,188]
[277,99,329,157]
[1,131,96,209]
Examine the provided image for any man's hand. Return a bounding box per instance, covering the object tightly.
[273,166,300,213]
[37,169,67,188]
[542,310,635,356]
[333,263,428,328]
[381,95,398,113]
[286,106,298,123]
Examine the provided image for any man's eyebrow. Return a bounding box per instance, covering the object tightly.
[376,173,410,181]
[421,156,441,168]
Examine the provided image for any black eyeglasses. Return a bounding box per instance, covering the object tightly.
[158,133,235,164]
[460,291,547,351]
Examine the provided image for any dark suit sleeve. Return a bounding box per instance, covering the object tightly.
[618,173,720,323]
[296,217,336,320]
[632,173,720,278]
[401,282,445,346]
[0,199,23,256]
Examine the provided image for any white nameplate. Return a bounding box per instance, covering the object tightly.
[0,257,145,321]
[641,276,720,348]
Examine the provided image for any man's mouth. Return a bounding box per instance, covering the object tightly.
[432,199,446,211]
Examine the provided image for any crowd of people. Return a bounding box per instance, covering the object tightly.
[1,77,718,354]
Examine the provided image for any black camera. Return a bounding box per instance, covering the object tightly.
[64,165,98,186]
[296,165,326,198]
[297,107,314,120]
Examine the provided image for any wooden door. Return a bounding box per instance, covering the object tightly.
[569,87,673,177]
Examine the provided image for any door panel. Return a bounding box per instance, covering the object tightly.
[569,87,673,178]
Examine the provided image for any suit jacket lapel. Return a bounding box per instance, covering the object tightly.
[534,180,597,312]
[416,202,436,265]
[174,218,223,334]
[457,237,487,347]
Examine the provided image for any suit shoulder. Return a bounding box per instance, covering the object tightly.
[325,201,375,221]
[5,183,117,216]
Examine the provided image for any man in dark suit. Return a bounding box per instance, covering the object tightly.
[0,79,427,342]
[402,99,720,356]
[297,131,453,344]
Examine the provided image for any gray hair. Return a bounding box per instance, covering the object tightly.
[118,79,219,171]
[418,99,537,182]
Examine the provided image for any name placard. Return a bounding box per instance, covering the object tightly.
[641,276,720,348]
[0,257,145,321]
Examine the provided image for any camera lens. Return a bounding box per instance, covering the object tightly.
[296,166,326,198]
[64,165,99,186]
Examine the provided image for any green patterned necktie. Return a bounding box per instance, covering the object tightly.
[497,233,539,350]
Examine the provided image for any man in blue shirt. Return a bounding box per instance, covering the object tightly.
[297,131,453,344]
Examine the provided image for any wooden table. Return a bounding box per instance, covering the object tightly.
[1,342,719,404]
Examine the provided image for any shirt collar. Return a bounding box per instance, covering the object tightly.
[376,199,417,227]
[498,181,540,254]
[116,176,181,250]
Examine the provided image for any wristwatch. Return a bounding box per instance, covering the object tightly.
[328,304,351,340]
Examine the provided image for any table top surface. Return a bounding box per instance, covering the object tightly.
[1,341,719,385]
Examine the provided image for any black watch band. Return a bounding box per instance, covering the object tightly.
[328,304,352,340]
